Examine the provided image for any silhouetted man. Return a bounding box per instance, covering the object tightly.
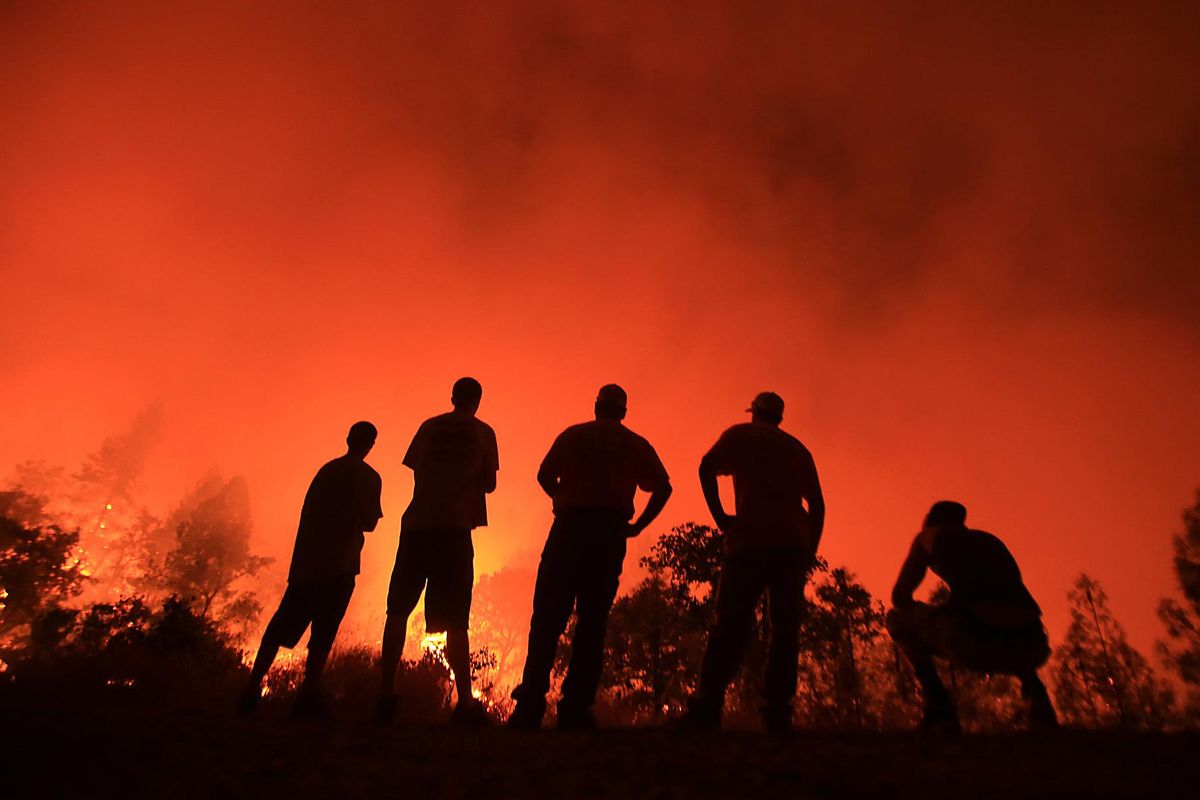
[887,500,1057,732]
[682,392,824,734]
[508,384,672,729]
[377,377,498,724]
[239,421,382,718]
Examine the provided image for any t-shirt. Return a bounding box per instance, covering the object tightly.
[699,422,823,549]
[287,455,383,583]
[400,412,499,532]
[540,419,670,519]
[928,527,1042,629]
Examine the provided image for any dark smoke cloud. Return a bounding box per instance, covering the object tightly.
[2,1,1199,650]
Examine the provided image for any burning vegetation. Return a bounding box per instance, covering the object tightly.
[2,410,1199,730]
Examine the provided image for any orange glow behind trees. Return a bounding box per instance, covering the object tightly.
[3,2,1200,664]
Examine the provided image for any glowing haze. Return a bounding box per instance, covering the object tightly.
[3,1,1199,653]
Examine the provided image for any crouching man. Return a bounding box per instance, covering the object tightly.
[887,500,1057,733]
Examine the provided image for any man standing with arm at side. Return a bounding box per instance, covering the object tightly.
[377,378,499,724]
[682,392,824,734]
[508,384,672,730]
[239,421,383,719]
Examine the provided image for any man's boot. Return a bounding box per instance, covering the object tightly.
[1021,675,1059,730]
[675,694,722,732]
[507,687,546,730]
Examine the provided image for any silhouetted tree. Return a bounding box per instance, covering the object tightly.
[1158,489,1200,724]
[602,575,704,721]
[640,522,724,617]
[797,565,890,728]
[153,475,271,641]
[0,490,86,650]
[1051,574,1174,729]
[603,524,920,729]
[68,405,164,593]
[470,566,536,689]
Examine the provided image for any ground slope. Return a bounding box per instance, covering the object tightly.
[3,705,1196,798]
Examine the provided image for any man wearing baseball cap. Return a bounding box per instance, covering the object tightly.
[508,384,673,729]
[682,391,825,733]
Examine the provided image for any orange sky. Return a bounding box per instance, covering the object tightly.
[3,1,1200,655]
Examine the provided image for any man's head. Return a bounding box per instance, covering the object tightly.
[924,500,967,529]
[746,391,784,426]
[451,377,483,415]
[594,383,628,421]
[346,420,377,458]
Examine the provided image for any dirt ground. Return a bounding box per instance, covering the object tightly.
[3,704,1197,799]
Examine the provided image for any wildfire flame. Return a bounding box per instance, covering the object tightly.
[421,632,450,671]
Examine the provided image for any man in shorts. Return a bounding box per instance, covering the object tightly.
[887,500,1058,732]
[377,377,499,724]
[239,421,383,718]
[681,391,825,734]
[508,384,673,729]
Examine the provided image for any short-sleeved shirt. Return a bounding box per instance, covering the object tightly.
[400,412,499,532]
[929,527,1042,628]
[540,419,670,519]
[287,455,383,583]
[700,422,822,549]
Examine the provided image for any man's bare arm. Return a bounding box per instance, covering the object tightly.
[699,460,733,531]
[628,482,672,537]
[536,463,558,499]
[806,473,826,559]
[891,537,928,608]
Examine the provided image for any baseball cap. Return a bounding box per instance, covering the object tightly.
[746,391,784,420]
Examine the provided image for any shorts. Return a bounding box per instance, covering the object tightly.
[386,528,474,632]
[888,601,1051,675]
[262,576,356,651]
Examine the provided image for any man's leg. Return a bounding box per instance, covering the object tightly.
[246,637,281,691]
[379,535,426,706]
[238,633,282,715]
[510,529,575,727]
[1018,670,1058,728]
[439,530,478,710]
[445,627,474,703]
[686,554,768,726]
[558,534,625,727]
[379,614,410,698]
[762,552,805,732]
[446,624,492,725]
[886,604,957,730]
[294,578,355,718]
[239,586,308,716]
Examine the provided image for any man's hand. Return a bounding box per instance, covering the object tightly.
[624,520,646,539]
[713,512,736,533]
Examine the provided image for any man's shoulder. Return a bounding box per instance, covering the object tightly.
[427,411,493,435]
[311,455,373,489]
[777,426,812,454]
[336,456,380,478]
[720,422,756,438]
[967,528,1006,548]
[610,422,658,454]
[472,416,497,438]
[558,420,598,438]
[316,455,348,475]
[716,421,781,444]
[421,412,458,430]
